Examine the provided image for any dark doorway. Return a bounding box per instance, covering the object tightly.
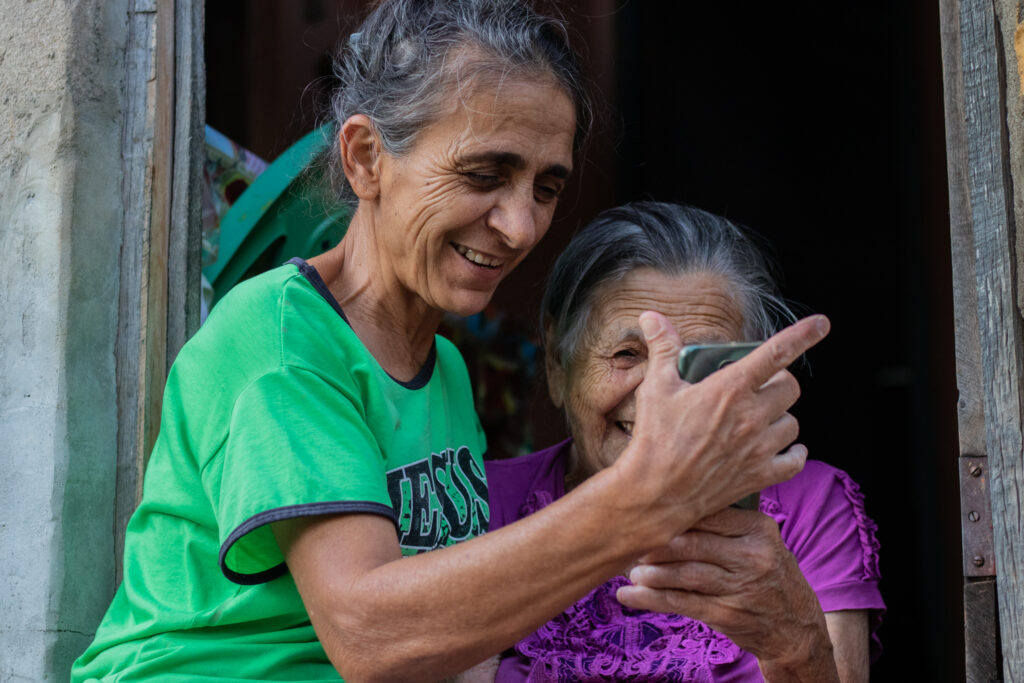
[608,3,959,681]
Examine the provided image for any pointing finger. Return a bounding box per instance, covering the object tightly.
[733,315,830,389]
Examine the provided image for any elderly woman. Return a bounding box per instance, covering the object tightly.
[487,201,884,682]
[72,3,830,682]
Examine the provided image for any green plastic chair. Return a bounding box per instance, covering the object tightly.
[203,126,352,305]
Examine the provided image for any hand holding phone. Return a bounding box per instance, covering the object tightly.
[677,341,763,511]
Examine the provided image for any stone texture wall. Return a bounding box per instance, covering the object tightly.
[0,0,129,679]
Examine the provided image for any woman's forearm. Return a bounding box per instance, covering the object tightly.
[278,315,829,682]
[277,465,676,683]
[825,610,870,683]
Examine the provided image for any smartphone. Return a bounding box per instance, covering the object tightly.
[677,341,761,383]
[677,341,762,511]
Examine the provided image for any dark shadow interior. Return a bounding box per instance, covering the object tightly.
[206,2,961,679]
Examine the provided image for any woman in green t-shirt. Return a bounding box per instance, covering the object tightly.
[73,1,831,681]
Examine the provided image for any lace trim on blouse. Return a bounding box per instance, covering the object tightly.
[514,492,743,682]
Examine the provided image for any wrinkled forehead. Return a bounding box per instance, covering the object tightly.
[582,268,747,349]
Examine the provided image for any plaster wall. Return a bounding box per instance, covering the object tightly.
[0,0,129,679]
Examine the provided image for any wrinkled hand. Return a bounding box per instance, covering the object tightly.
[617,507,839,682]
[613,313,830,532]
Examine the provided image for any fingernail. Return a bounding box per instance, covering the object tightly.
[629,565,650,584]
[616,585,638,602]
[639,314,658,340]
[815,316,830,336]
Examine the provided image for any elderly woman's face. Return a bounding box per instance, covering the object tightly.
[555,268,746,480]
[375,77,576,316]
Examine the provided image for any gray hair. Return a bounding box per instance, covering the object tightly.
[325,0,592,205]
[542,201,798,368]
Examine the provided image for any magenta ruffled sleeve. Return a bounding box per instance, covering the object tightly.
[762,459,886,658]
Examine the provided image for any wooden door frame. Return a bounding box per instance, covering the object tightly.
[114,0,204,582]
[941,0,1024,679]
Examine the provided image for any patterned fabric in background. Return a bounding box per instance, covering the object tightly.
[199,126,268,322]
[441,307,541,460]
[201,125,269,269]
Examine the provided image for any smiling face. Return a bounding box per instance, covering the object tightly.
[551,267,747,482]
[372,76,576,317]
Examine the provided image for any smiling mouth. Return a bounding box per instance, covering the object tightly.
[453,242,503,269]
[616,421,634,437]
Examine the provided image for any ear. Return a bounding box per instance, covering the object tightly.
[544,318,568,409]
[338,114,381,200]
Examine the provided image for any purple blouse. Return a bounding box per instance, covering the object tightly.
[485,439,885,682]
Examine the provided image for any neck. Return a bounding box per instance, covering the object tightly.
[309,211,443,382]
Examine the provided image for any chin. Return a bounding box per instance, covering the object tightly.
[442,291,497,317]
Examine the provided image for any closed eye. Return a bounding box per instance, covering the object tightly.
[464,172,501,188]
[534,183,562,203]
[610,347,645,368]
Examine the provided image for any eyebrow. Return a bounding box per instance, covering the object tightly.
[613,327,732,346]
[458,151,571,179]
[612,329,644,346]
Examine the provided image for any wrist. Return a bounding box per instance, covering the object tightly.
[757,629,839,683]
[591,445,701,549]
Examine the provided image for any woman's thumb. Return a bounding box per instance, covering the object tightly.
[639,312,681,375]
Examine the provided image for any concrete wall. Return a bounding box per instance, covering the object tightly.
[0,0,129,679]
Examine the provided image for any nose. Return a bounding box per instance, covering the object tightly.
[488,187,539,250]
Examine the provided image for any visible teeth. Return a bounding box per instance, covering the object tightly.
[454,243,501,268]
[618,421,634,436]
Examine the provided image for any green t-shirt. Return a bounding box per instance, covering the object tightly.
[71,260,489,682]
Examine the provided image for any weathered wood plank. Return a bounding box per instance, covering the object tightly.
[166,0,203,368]
[992,0,1024,308]
[114,0,204,581]
[114,1,159,587]
[941,0,1001,675]
[143,0,173,471]
[113,0,204,581]
[965,578,1003,683]
[942,0,989,458]
[960,0,1024,677]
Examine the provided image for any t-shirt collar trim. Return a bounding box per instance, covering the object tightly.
[287,257,437,389]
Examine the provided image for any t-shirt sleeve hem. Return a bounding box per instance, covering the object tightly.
[816,579,887,613]
[219,501,399,585]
